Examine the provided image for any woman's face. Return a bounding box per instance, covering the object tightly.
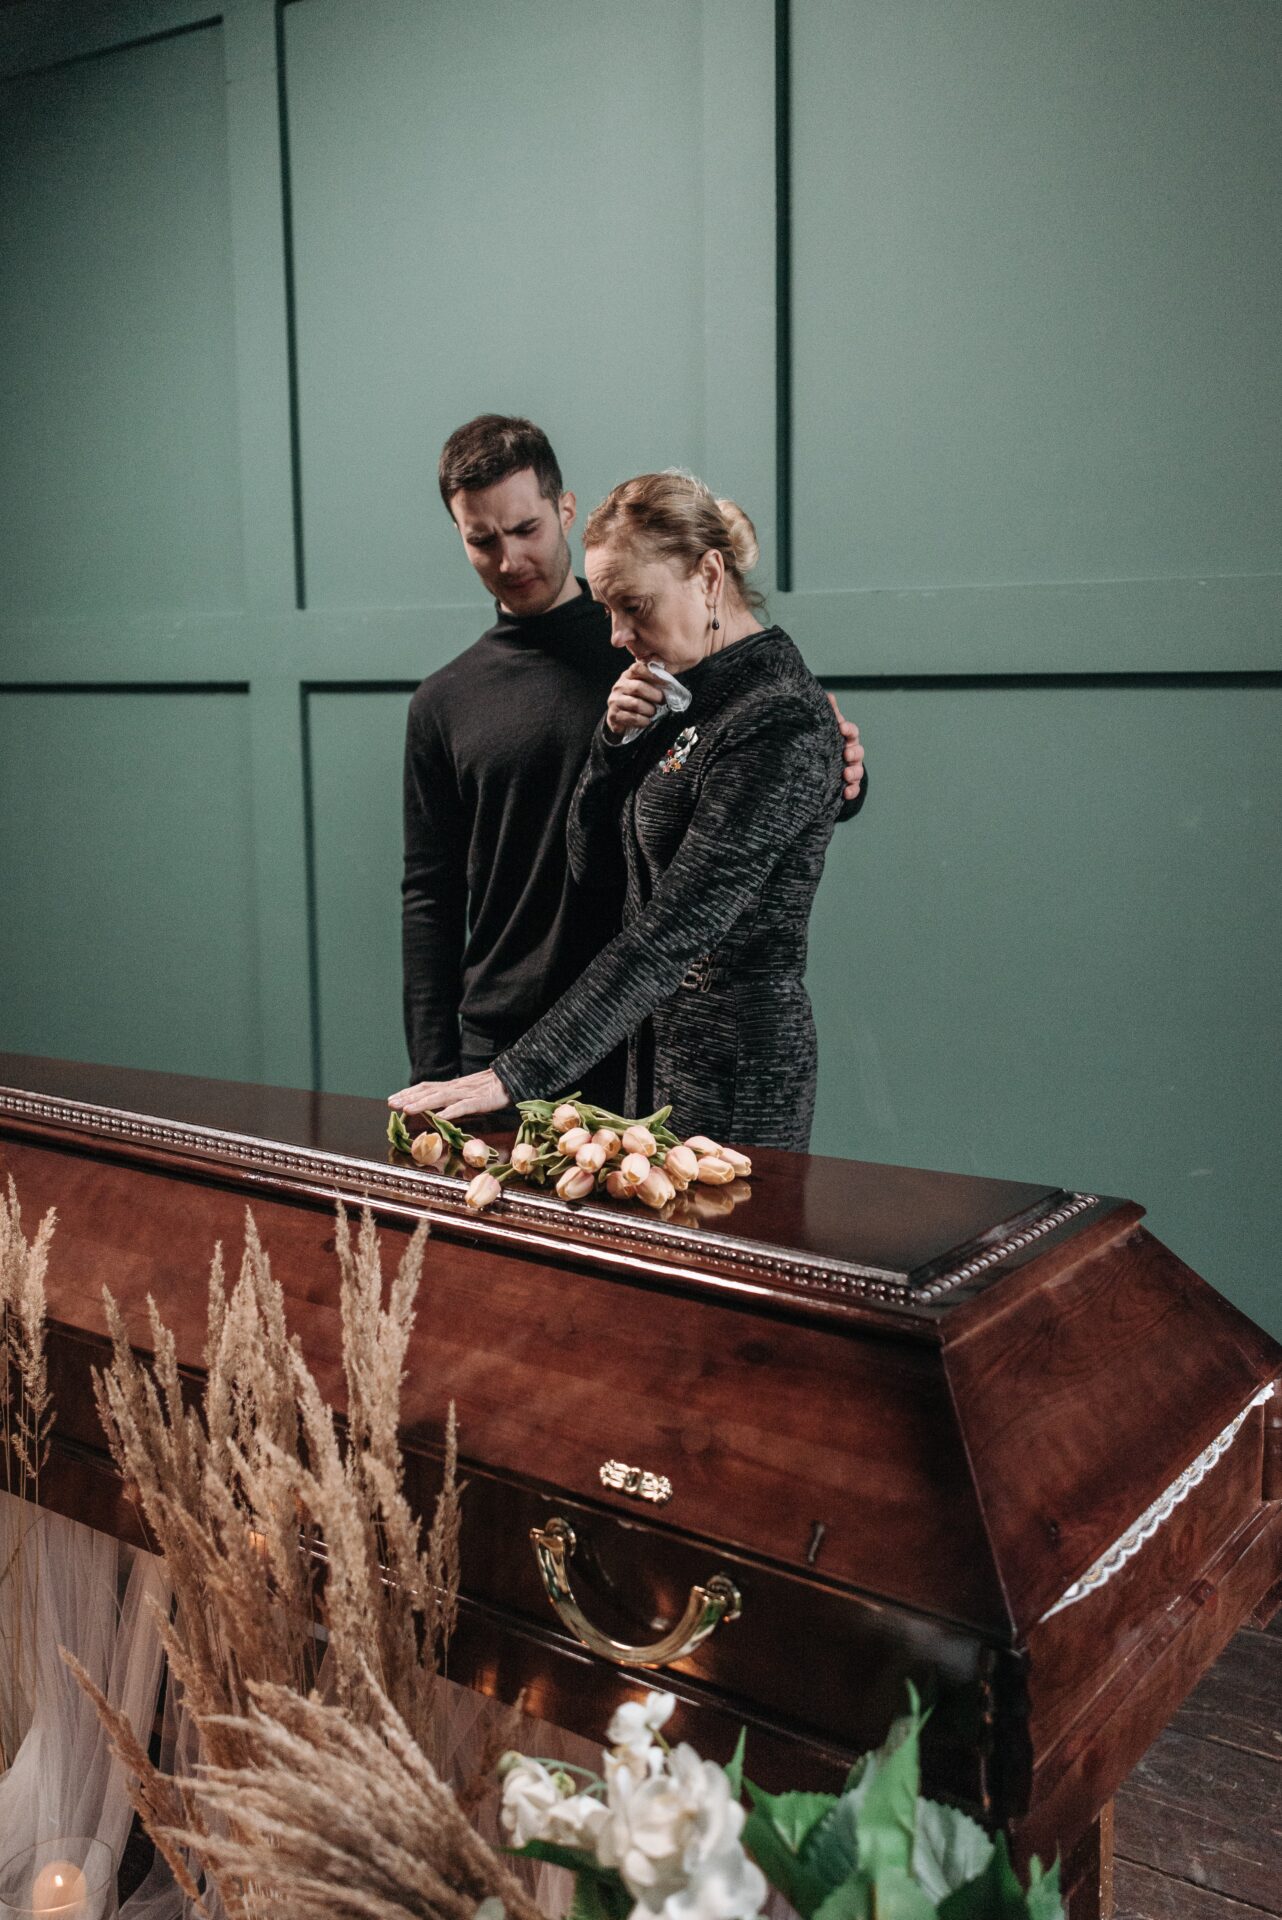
[586,539,719,672]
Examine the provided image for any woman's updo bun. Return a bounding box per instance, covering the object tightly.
[585,470,766,613]
[714,497,760,575]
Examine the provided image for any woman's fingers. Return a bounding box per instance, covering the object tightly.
[607,663,664,736]
[387,1069,509,1119]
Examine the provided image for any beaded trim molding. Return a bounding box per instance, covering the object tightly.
[1039,1381,1277,1623]
[0,1083,1096,1309]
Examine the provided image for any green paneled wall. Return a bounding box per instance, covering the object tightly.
[0,0,1278,1339]
[0,690,260,1077]
[306,685,410,1096]
[791,0,1282,593]
[0,23,244,617]
[808,681,1282,1319]
[286,0,709,609]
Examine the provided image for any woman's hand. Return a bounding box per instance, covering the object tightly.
[606,660,664,739]
[387,1068,510,1122]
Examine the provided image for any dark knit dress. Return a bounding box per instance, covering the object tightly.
[494,628,843,1150]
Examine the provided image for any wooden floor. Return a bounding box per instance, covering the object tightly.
[1113,1609,1282,1918]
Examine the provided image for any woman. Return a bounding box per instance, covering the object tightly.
[398,472,843,1150]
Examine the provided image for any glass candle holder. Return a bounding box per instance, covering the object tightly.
[0,1839,117,1920]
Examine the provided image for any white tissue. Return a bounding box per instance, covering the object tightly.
[620,661,693,743]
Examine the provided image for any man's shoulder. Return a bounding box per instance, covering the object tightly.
[406,631,497,725]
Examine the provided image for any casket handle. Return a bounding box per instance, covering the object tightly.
[530,1518,741,1669]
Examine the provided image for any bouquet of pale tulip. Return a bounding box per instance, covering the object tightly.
[388,1095,752,1215]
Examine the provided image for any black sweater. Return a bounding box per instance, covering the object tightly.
[494,628,844,1150]
[401,587,622,1079]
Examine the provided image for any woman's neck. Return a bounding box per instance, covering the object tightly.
[705,601,766,655]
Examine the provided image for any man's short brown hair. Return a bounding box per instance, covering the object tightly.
[438,415,563,514]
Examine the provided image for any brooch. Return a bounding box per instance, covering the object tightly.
[661,726,699,774]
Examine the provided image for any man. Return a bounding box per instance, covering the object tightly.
[390,414,865,1117]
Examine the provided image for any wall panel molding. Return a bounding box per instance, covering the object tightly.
[222,0,299,612]
[0,2,217,80]
[3,573,1278,685]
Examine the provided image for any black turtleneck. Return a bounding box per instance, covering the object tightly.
[401,583,623,1082]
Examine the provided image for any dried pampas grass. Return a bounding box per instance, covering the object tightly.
[1,1174,54,1493]
[168,1678,544,1920]
[1,1175,55,1769]
[78,1201,464,1918]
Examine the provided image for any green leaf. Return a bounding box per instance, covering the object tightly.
[568,1874,631,1920]
[429,1110,470,1152]
[870,1869,941,1920]
[800,1792,862,1890]
[742,1793,833,1919]
[767,1790,841,1852]
[937,1832,1027,1920]
[505,1841,602,1876]
[724,1727,747,1801]
[854,1714,920,1881]
[912,1799,994,1899]
[1023,1857,1065,1920]
[811,1873,874,1920]
[387,1110,413,1154]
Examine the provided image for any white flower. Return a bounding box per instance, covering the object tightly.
[499,1757,562,1846]
[544,1791,611,1849]
[608,1692,676,1755]
[500,1755,609,1852]
[598,1742,764,1920]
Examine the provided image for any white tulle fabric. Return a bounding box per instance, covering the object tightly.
[0,1493,612,1918]
[0,1493,168,1885]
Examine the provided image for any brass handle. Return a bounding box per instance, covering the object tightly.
[530,1518,741,1669]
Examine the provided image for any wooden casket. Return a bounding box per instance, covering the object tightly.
[2,1053,1279,1918]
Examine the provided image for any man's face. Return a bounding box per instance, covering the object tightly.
[448,469,577,616]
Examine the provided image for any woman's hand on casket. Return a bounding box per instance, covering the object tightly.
[387,1068,511,1121]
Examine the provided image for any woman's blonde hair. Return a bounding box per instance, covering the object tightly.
[584,470,766,613]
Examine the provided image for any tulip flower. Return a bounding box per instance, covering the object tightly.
[410,1129,446,1168]
[683,1134,722,1156]
[618,1152,651,1190]
[604,1169,631,1199]
[576,1141,607,1174]
[663,1143,699,1190]
[636,1167,676,1210]
[592,1128,622,1159]
[556,1165,596,1202]
[696,1155,736,1185]
[552,1103,582,1134]
[721,1147,752,1178]
[510,1141,538,1175]
[559,1126,592,1154]
[462,1137,494,1169]
[465,1171,502,1210]
[621,1125,657,1157]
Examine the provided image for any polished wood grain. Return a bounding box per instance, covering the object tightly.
[4,1053,1281,1914]
[0,1050,1088,1305]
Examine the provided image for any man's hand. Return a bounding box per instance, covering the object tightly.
[827,694,865,804]
[387,1068,511,1123]
[606,660,664,739]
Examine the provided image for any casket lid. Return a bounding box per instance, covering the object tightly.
[0,1052,1113,1329]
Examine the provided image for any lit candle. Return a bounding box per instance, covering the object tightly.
[30,1862,88,1918]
